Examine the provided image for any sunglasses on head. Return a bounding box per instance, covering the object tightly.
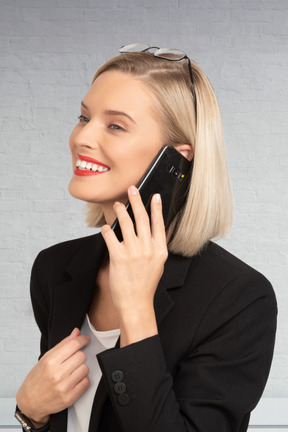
[119,43,197,117]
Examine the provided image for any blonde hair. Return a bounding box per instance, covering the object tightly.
[85,52,233,257]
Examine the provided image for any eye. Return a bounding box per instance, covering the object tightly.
[78,115,89,123]
[108,123,125,131]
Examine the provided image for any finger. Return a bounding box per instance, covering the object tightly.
[63,349,87,376]
[70,328,80,338]
[150,194,166,243]
[101,223,121,253]
[61,335,90,362]
[68,376,90,406]
[112,200,137,241]
[40,328,82,364]
[45,328,80,358]
[127,185,151,238]
[69,362,89,386]
[49,335,90,365]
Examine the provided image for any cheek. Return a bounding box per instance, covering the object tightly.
[69,127,77,153]
[117,157,150,187]
[69,132,78,167]
[69,140,73,155]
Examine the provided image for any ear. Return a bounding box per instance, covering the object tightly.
[175,144,194,161]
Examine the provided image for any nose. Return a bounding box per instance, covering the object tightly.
[74,120,99,151]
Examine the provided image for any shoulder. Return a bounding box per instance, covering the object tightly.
[168,242,277,347]
[31,233,101,285]
[190,242,277,323]
[166,241,277,318]
[190,244,277,355]
[193,241,274,293]
[35,234,97,265]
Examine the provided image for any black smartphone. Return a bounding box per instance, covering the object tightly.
[111,145,193,241]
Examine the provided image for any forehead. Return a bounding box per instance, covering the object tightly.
[83,71,157,116]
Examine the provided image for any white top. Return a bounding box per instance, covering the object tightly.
[67,315,120,432]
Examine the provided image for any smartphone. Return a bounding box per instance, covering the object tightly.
[111,145,193,241]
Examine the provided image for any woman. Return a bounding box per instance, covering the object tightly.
[15,45,277,432]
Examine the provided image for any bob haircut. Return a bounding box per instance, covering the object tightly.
[85,52,233,257]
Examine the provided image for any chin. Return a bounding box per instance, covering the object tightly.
[68,177,128,205]
[68,180,107,204]
[68,180,93,202]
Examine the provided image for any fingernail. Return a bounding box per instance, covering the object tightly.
[128,185,138,195]
[154,193,161,203]
[113,201,121,207]
[71,328,78,336]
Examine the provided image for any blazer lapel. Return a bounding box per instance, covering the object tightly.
[154,252,192,325]
[49,233,107,347]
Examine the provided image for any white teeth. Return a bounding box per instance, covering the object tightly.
[76,158,109,173]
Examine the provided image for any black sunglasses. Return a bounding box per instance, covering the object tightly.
[119,43,197,118]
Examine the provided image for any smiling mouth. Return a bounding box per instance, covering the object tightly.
[74,154,110,176]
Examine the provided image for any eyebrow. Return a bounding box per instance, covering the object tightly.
[104,110,136,124]
[81,101,136,124]
[81,101,89,110]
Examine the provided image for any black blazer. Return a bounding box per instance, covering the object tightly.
[30,233,277,432]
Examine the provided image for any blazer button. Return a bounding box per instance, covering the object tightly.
[114,382,126,394]
[118,393,130,406]
[111,370,124,383]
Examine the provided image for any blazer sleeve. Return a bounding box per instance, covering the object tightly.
[96,271,277,432]
[30,251,50,359]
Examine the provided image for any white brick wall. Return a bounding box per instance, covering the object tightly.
[0,0,287,404]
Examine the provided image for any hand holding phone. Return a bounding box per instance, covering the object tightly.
[112,145,193,241]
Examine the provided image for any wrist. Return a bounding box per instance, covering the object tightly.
[16,400,50,426]
[119,307,158,347]
[15,405,50,432]
[30,416,51,428]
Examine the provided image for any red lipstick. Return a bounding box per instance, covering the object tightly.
[74,154,111,176]
[77,154,110,169]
